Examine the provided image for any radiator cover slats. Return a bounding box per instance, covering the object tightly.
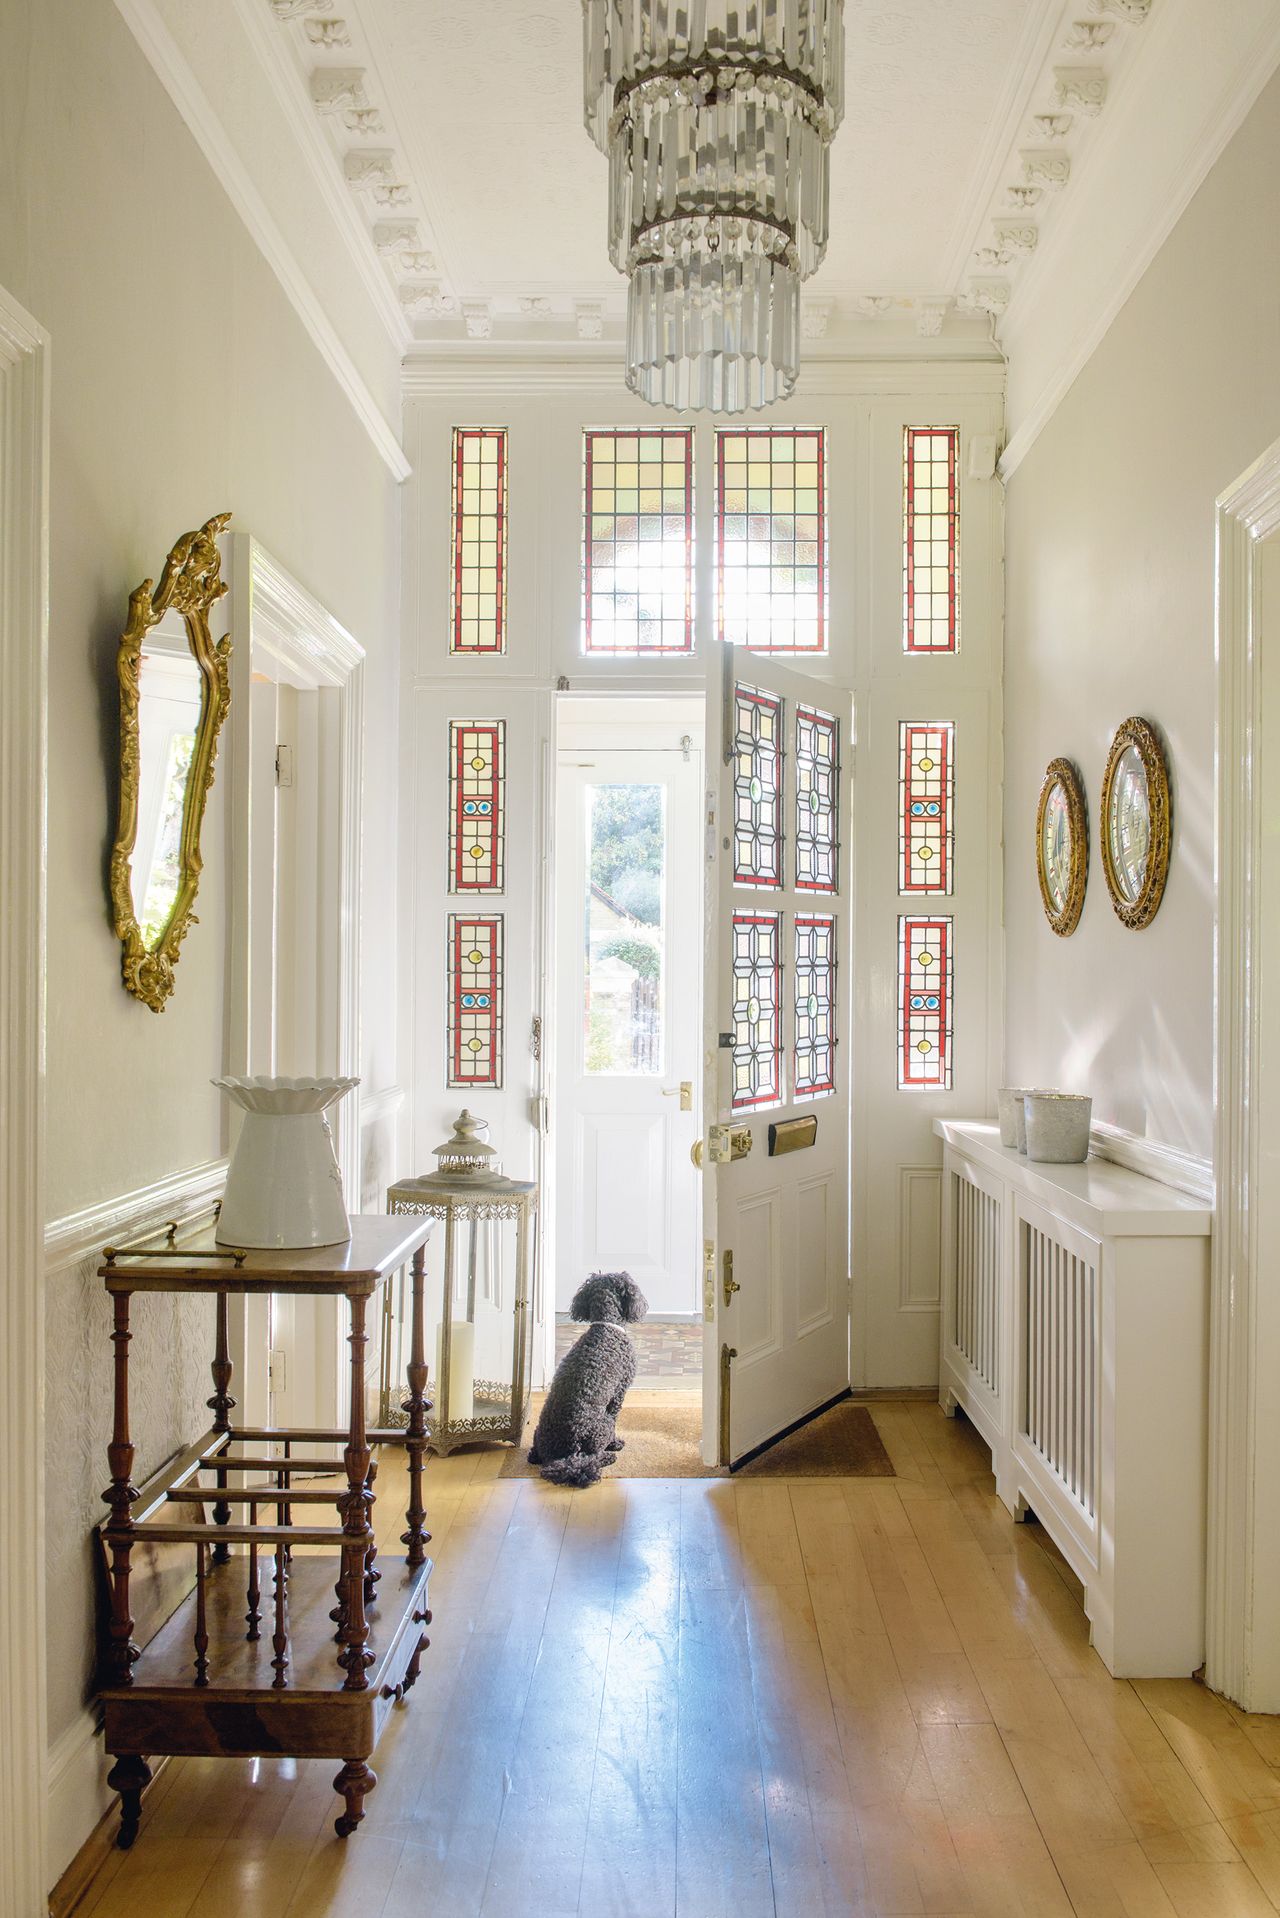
[1020,1218,1096,1518]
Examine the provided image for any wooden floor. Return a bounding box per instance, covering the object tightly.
[70,1402,1280,1918]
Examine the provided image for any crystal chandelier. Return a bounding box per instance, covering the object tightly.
[582,1,845,413]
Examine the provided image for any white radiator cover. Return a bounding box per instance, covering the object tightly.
[937,1120,1212,1678]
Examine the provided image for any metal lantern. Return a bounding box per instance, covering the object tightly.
[386,1111,537,1456]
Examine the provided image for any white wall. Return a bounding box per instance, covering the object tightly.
[0,0,403,1885]
[1003,67,1280,1167]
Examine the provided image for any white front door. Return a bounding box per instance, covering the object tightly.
[555,745,703,1315]
[704,646,853,1463]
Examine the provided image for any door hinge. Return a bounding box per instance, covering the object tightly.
[275,743,293,788]
[268,1347,286,1393]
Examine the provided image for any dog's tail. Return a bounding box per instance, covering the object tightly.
[539,1451,607,1489]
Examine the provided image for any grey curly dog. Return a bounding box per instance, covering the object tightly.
[528,1271,648,1487]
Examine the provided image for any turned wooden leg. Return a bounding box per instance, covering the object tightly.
[102,1290,140,1684]
[108,1754,152,1850]
[337,1292,374,1689]
[332,1757,376,1838]
[207,1290,236,1565]
[401,1244,432,1567]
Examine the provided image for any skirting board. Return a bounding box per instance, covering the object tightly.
[46,1710,114,1898]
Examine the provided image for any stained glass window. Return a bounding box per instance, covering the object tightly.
[448,720,505,892]
[898,916,953,1091]
[794,914,837,1099]
[732,684,783,888]
[447,914,504,1088]
[796,704,839,893]
[731,912,783,1111]
[899,721,954,895]
[903,427,959,654]
[582,428,694,654]
[451,428,507,656]
[716,427,827,653]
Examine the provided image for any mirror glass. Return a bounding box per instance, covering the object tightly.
[1040,780,1072,914]
[130,619,203,945]
[1108,742,1150,904]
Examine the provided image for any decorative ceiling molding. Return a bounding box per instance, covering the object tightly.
[953,0,1155,320]
[114,0,410,481]
[1001,0,1280,475]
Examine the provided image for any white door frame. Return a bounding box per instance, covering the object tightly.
[1208,435,1280,1710]
[0,285,51,1913]
[226,535,365,1426]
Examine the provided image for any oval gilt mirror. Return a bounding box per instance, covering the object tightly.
[1100,716,1171,930]
[1035,757,1088,937]
[110,514,232,1011]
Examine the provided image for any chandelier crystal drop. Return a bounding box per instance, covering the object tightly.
[583,0,845,412]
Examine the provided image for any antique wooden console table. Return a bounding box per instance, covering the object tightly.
[96,1214,435,1847]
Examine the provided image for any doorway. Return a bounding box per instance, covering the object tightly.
[553,696,704,1392]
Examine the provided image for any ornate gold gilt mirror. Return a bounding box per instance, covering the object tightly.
[1100,715,1171,930]
[110,514,232,1011]
[1035,757,1088,937]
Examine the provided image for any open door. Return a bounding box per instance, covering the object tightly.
[703,644,852,1466]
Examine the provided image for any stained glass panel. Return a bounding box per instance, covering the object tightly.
[731,911,783,1111]
[447,914,504,1088]
[716,427,827,653]
[898,916,953,1091]
[903,427,959,655]
[794,914,837,1099]
[448,720,505,892]
[733,684,783,888]
[451,427,507,656]
[582,428,694,654]
[796,704,839,893]
[899,721,954,895]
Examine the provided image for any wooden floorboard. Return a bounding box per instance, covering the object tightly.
[64,1404,1280,1918]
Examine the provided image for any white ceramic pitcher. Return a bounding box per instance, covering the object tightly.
[213,1075,359,1247]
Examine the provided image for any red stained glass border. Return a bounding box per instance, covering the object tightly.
[732,684,784,889]
[795,703,840,895]
[898,915,953,1091]
[582,427,695,655]
[899,721,954,895]
[903,427,959,656]
[794,913,837,1098]
[715,426,828,655]
[447,914,504,1088]
[448,720,505,892]
[451,427,507,656]
[730,910,783,1112]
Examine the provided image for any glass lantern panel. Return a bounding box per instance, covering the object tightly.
[583,782,667,1075]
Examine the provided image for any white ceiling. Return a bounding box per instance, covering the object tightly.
[259,0,1161,348]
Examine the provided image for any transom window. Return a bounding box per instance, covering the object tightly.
[716,427,828,653]
[450,427,507,656]
[582,428,694,655]
[903,426,959,654]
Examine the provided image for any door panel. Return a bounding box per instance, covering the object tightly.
[705,645,854,1463]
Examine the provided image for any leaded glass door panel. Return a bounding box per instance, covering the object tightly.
[704,645,853,1466]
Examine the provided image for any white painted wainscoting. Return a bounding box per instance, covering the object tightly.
[936,1121,1212,1679]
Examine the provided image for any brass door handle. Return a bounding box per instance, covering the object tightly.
[723,1249,740,1308]
[691,1138,704,1169]
[662,1080,693,1111]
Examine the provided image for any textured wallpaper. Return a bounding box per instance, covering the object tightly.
[45,1257,213,1744]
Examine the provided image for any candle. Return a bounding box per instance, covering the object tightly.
[434,1318,475,1423]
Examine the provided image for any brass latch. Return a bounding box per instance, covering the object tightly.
[708,1123,752,1164]
[702,1240,716,1323]
[723,1248,740,1308]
